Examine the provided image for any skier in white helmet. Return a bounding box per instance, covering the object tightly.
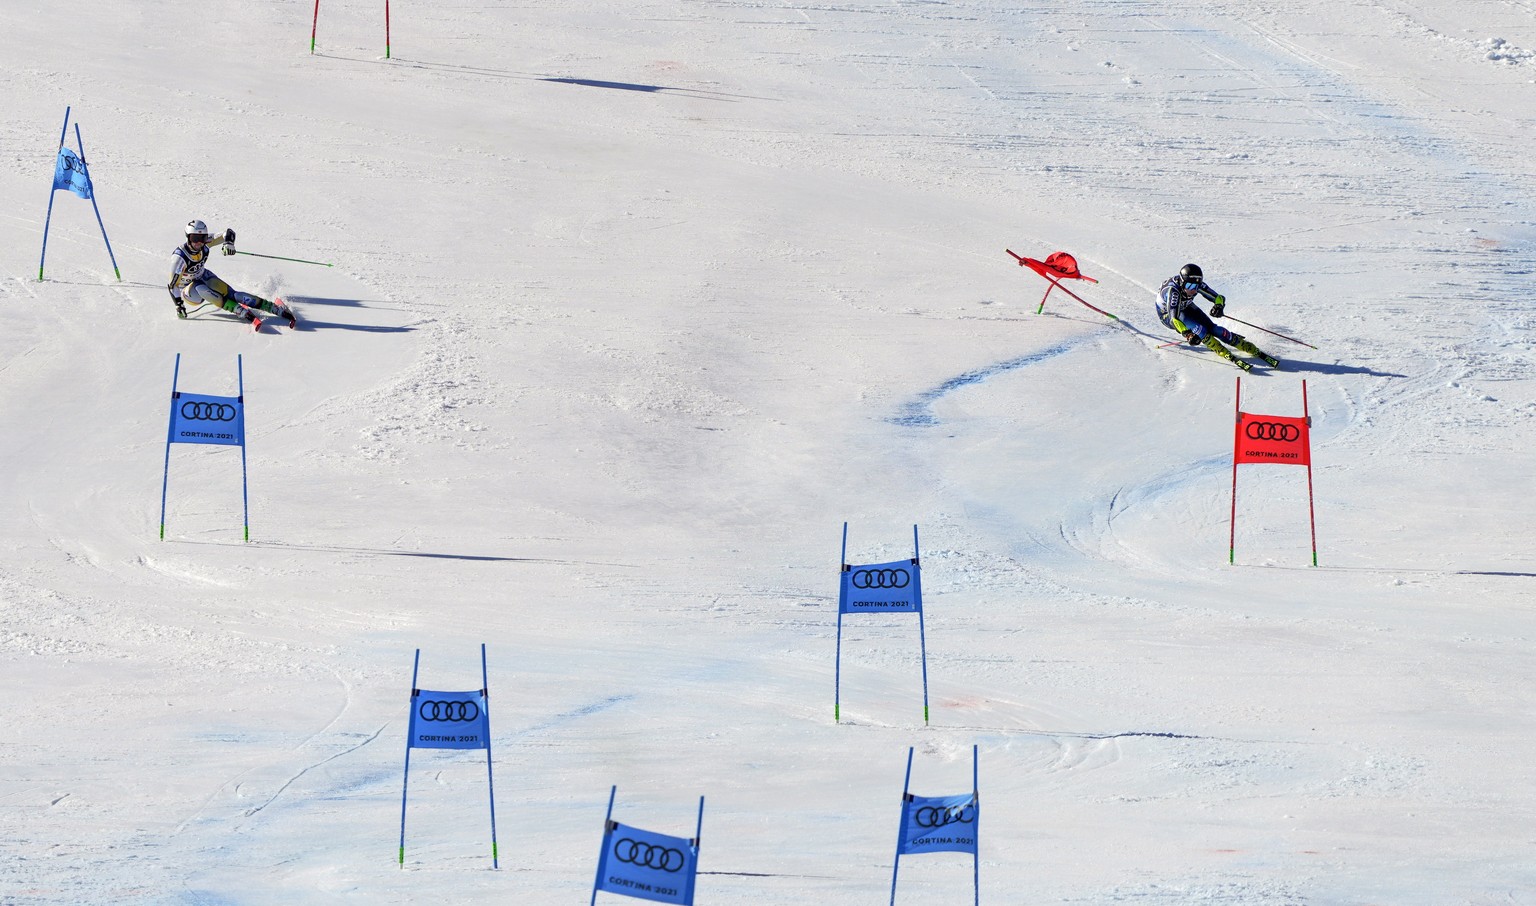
[168,220,295,330]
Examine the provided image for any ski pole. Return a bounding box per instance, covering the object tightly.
[1222,315,1316,349]
[233,250,333,267]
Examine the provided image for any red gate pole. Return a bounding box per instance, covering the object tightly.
[311,0,320,53]
[1303,380,1317,566]
[385,0,392,58]
[1229,376,1242,565]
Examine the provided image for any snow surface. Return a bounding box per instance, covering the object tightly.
[3,0,1536,902]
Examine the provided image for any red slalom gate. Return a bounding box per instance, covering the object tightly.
[310,1,392,57]
[1005,249,1116,319]
[1230,377,1318,566]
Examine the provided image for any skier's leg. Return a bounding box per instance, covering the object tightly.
[236,294,282,315]
[1169,315,1203,343]
[1202,335,1252,371]
[188,278,259,322]
[203,271,279,313]
[227,288,292,325]
[1220,329,1280,367]
[186,280,236,313]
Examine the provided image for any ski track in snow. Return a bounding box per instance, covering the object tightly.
[3,0,1536,902]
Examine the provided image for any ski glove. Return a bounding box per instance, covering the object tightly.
[1183,330,1201,346]
[176,300,188,319]
[1209,295,1226,318]
[222,228,237,256]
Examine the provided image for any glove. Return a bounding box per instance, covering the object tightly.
[1209,295,1225,318]
[176,300,188,319]
[222,228,237,256]
[1183,330,1201,346]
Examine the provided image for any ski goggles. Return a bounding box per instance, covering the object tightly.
[1182,279,1201,291]
[187,235,209,245]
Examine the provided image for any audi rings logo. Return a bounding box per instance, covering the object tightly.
[180,401,238,422]
[614,838,686,873]
[915,803,976,828]
[1245,421,1301,443]
[418,700,480,722]
[851,568,911,589]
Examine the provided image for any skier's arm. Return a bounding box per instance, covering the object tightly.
[1196,283,1226,317]
[210,227,235,255]
[167,257,188,316]
[168,253,189,296]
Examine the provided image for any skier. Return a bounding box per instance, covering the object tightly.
[1156,263,1276,371]
[168,220,295,330]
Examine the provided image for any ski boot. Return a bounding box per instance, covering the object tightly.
[1204,336,1252,372]
[1233,336,1279,368]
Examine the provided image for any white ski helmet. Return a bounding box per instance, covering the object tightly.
[185,219,209,243]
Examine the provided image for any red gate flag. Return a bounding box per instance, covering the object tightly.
[1234,413,1310,465]
[1229,377,1318,566]
[1004,248,1116,319]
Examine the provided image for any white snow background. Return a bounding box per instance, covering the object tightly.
[3,0,1536,902]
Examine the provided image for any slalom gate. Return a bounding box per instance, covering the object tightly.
[1229,376,1319,565]
[399,644,500,868]
[159,354,250,541]
[591,786,704,906]
[834,523,931,725]
[890,745,980,905]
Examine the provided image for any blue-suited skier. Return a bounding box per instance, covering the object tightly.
[168,219,295,330]
[1156,263,1277,371]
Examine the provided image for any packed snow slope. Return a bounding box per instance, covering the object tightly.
[2,0,1535,902]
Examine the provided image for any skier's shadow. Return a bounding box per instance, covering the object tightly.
[280,295,423,333]
[291,320,417,334]
[285,295,425,310]
[1277,359,1407,378]
[172,537,628,566]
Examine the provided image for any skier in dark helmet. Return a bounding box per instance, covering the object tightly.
[1156,263,1277,371]
[168,219,296,330]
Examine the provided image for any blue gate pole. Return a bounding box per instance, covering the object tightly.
[237,355,250,541]
[38,107,70,282]
[914,525,930,725]
[482,643,500,869]
[890,747,913,906]
[592,785,617,906]
[835,521,848,722]
[73,124,120,280]
[972,744,980,906]
[159,354,181,540]
[398,649,421,868]
[687,795,705,906]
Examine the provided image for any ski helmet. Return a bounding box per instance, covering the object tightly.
[185,219,209,243]
[1179,263,1203,282]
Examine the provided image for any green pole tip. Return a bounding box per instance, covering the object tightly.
[398,846,404,866]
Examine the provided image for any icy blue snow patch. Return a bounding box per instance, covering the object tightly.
[891,340,1078,427]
